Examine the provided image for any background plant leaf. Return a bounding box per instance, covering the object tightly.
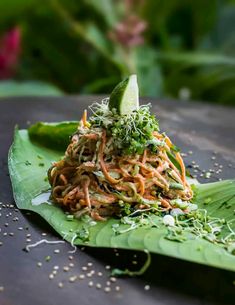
[0,81,63,97]
[8,126,235,272]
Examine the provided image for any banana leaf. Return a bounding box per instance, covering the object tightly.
[8,125,235,272]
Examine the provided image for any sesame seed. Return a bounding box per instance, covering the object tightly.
[4,223,8,227]
[79,274,85,280]
[0,286,4,292]
[42,233,47,236]
[105,265,110,270]
[97,272,103,277]
[86,273,92,277]
[54,249,60,254]
[9,232,14,237]
[69,276,77,283]
[69,263,74,268]
[68,255,74,260]
[87,262,93,267]
[53,266,59,270]
[18,227,23,231]
[82,266,88,271]
[49,274,54,280]
[110,277,117,283]
[3,233,7,236]
[37,262,42,267]
[106,281,111,286]
[88,281,93,287]
[144,285,150,291]
[52,270,57,275]
[58,282,64,288]
[104,287,111,293]
[96,283,102,289]
[115,286,120,291]
[63,266,70,272]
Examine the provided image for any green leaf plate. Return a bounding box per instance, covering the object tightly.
[8,127,235,272]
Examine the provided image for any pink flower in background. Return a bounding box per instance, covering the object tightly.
[0,27,21,79]
[109,15,147,48]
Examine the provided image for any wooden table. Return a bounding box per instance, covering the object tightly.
[0,96,235,305]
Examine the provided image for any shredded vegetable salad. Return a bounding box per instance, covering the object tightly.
[48,100,193,221]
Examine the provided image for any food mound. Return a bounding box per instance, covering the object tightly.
[48,100,193,221]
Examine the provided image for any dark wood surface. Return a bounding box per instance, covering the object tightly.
[0,96,235,305]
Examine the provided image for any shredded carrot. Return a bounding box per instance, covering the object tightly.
[142,149,147,164]
[82,109,87,127]
[59,174,68,185]
[175,152,186,186]
[83,177,91,208]
[134,175,145,196]
[99,131,121,184]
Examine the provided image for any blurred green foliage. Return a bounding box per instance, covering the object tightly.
[0,0,235,104]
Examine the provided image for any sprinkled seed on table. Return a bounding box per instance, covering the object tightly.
[115,252,119,256]
[18,227,23,231]
[69,276,77,283]
[49,274,54,280]
[26,234,31,237]
[9,233,14,236]
[0,242,3,246]
[79,274,85,280]
[87,262,93,267]
[105,265,110,270]
[82,266,87,271]
[144,285,150,291]
[54,249,60,254]
[3,233,7,236]
[52,270,57,275]
[104,287,111,293]
[88,281,93,287]
[69,263,74,268]
[86,273,92,277]
[97,272,103,277]
[68,255,74,260]
[58,282,64,288]
[106,281,111,286]
[37,262,42,267]
[96,283,102,289]
[53,266,59,270]
[4,223,8,227]
[63,266,70,272]
[26,239,31,242]
[110,277,117,283]
[115,286,120,291]
[0,286,4,292]
[42,233,47,236]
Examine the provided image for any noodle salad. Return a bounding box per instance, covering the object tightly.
[48,100,193,221]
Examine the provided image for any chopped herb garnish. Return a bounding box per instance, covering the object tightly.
[25,160,31,166]
[89,101,160,155]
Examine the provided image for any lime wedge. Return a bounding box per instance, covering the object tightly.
[109,74,139,115]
